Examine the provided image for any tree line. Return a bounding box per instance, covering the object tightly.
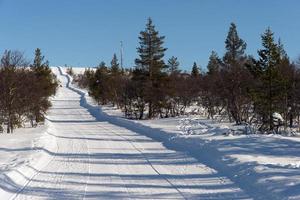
[71,18,300,133]
[0,49,58,133]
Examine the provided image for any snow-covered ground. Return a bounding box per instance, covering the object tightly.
[0,66,299,199]
[64,67,300,199]
[99,104,300,200]
[0,126,46,172]
[67,67,96,75]
[0,67,250,199]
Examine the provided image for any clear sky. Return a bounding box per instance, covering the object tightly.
[0,0,300,71]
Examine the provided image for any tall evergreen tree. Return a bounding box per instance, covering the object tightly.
[254,28,283,131]
[135,18,167,80]
[109,53,123,107]
[30,48,57,123]
[222,23,250,124]
[223,23,247,64]
[134,18,167,118]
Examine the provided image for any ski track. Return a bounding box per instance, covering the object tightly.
[6,67,252,200]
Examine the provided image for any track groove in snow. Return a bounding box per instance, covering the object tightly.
[7,128,60,200]
[96,123,188,200]
[83,129,91,200]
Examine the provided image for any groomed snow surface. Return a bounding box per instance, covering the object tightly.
[0,67,299,199]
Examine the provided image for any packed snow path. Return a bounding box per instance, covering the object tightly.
[9,68,251,199]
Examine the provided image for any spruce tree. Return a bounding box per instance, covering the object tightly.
[30,48,57,123]
[167,56,180,75]
[110,53,122,107]
[165,56,181,117]
[201,51,223,119]
[111,53,120,75]
[89,62,110,104]
[134,18,167,118]
[135,18,167,79]
[191,62,200,78]
[223,23,246,64]
[98,61,106,68]
[255,28,282,131]
[207,51,221,75]
[222,23,250,124]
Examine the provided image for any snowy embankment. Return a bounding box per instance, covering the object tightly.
[0,121,58,199]
[61,66,300,200]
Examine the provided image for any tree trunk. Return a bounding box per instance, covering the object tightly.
[289,113,293,128]
[148,101,153,118]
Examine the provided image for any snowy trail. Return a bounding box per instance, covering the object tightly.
[8,68,251,199]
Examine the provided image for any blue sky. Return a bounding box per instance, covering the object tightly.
[0,0,300,71]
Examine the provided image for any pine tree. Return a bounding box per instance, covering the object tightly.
[109,53,122,107]
[135,18,167,79]
[89,62,110,104]
[191,62,200,78]
[33,48,43,67]
[30,48,57,123]
[207,51,221,75]
[111,53,120,75]
[167,56,180,75]
[202,51,223,119]
[134,18,167,118]
[221,23,251,124]
[164,56,181,117]
[98,61,106,68]
[255,28,283,131]
[223,23,246,64]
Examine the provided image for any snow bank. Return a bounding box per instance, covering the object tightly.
[0,122,58,199]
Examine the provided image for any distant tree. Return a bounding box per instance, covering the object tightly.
[74,68,94,89]
[66,66,74,76]
[191,62,200,78]
[207,51,221,75]
[109,53,123,107]
[111,53,120,75]
[164,56,181,117]
[202,51,224,119]
[89,62,110,104]
[167,56,180,75]
[223,23,247,64]
[98,61,106,68]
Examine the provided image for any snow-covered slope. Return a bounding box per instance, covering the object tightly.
[98,107,300,200]
[1,66,298,199]
[62,67,300,199]
[99,103,300,200]
[0,67,251,199]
